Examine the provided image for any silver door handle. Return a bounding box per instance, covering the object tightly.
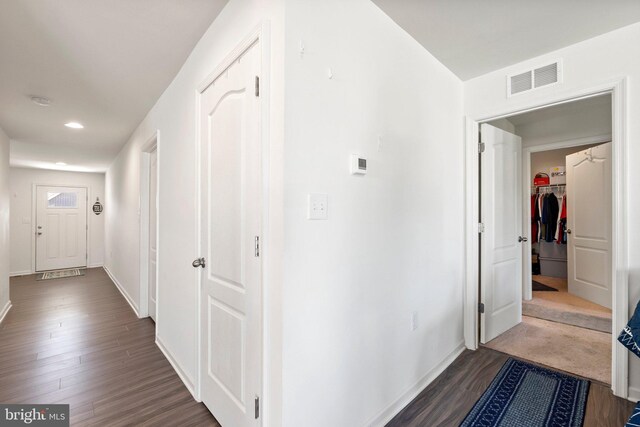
[567,229,572,234]
[518,236,528,243]
[192,257,206,268]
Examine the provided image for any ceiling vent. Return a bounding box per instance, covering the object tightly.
[507,60,562,97]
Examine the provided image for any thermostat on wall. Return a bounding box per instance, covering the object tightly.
[350,154,367,175]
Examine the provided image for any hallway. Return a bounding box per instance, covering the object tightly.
[0,268,218,426]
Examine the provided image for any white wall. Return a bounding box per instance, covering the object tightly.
[282,1,464,425]
[530,145,602,179]
[464,22,640,398]
[0,127,10,318]
[9,167,105,275]
[104,0,284,422]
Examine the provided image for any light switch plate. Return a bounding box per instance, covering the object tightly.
[307,194,328,220]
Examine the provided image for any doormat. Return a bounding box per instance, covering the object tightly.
[461,358,589,427]
[532,280,558,292]
[37,268,86,281]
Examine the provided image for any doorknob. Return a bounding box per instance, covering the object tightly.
[192,257,206,268]
[567,229,572,234]
[518,236,528,243]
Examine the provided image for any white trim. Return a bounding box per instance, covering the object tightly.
[138,131,159,320]
[103,266,141,318]
[629,386,640,402]
[31,183,91,273]
[195,22,269,417]
[364,343,466,427]
[156,335,198,401]
[9,270,32,277]
[87,263,104,269]
[464,77,629,398]
[522,133,612,301]
[0,300,11,325]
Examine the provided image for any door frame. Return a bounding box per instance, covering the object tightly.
[31,184,90,273]
[522,133,612,301]
[464,77,629,398]
[194,22,271,418]
[138,131,160,320]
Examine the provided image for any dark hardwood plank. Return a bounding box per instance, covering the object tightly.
[0,268,219,426]
[387,347,634,427]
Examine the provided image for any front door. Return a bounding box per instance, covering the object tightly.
[198,40,262,427]
[36,186,88,271]
[566,143,612,309]
[480,124,523,343]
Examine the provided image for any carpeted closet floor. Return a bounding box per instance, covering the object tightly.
[484,316,611,384]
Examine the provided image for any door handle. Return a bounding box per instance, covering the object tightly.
[518,236,528,243]
[567,229,572,234]
[192,257,206,268]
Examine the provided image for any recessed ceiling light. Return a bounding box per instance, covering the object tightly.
[55,162,67,166]
[30,96,51,107]
[64,122,84,129]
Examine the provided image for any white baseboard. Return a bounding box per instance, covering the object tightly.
[9,270,32,277]
[103,266,141,318]
[0,300,12,325]
[156,335,198,401]
[87,263,104,269]
[365,341,466,427]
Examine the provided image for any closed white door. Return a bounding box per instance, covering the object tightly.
[480,124,523,343]
[149,149,158,321]
[36,186,87,271]
[198,40,262,427]
[566,143,612,309]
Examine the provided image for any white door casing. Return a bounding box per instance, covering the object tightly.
[566,143,612,309]
[198,40,262,426]
[36,186,88,271]
[480,124,523,344]
[149,148,158,321]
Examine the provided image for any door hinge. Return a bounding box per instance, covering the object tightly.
[255,76,260,97]
[254,236,260,257]
[478,302,485,314]
[255,396,260,419]
[478,142,485,153]
[478,223,485,233]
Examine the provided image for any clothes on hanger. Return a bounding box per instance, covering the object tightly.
[556,195,567,244]
[531,188,566,244]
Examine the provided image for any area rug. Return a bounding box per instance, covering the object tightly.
[532,280,558,292]
[37,268,85,281]
[461,358,589,427]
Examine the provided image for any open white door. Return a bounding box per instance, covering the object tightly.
[148,148,158,321]
[197,40,262,427]
[480,124,523,344]
[36,186,87,271]
[566,143,612,309]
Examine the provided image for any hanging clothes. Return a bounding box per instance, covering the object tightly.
[531,194,539,244]
[556,195,567,244]
[554,194,564,242]
[542,193,559,242]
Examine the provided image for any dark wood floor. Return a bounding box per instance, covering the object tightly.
[387,347,635,427]
[1,268,219,426]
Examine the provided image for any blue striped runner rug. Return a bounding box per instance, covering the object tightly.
[461,358,589,427]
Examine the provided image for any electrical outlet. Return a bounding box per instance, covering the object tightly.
[411,311,419,331]
[307,194,328,220]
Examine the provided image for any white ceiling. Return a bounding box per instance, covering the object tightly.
[372,0,640,81]
[0,0,227,172]
[505,94,611,127]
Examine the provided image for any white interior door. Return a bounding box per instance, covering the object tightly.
[36,186,87,271]
[198,40,262,427]
[566,143,612,309]
[480,124,523,344]
[149,148,158,321]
